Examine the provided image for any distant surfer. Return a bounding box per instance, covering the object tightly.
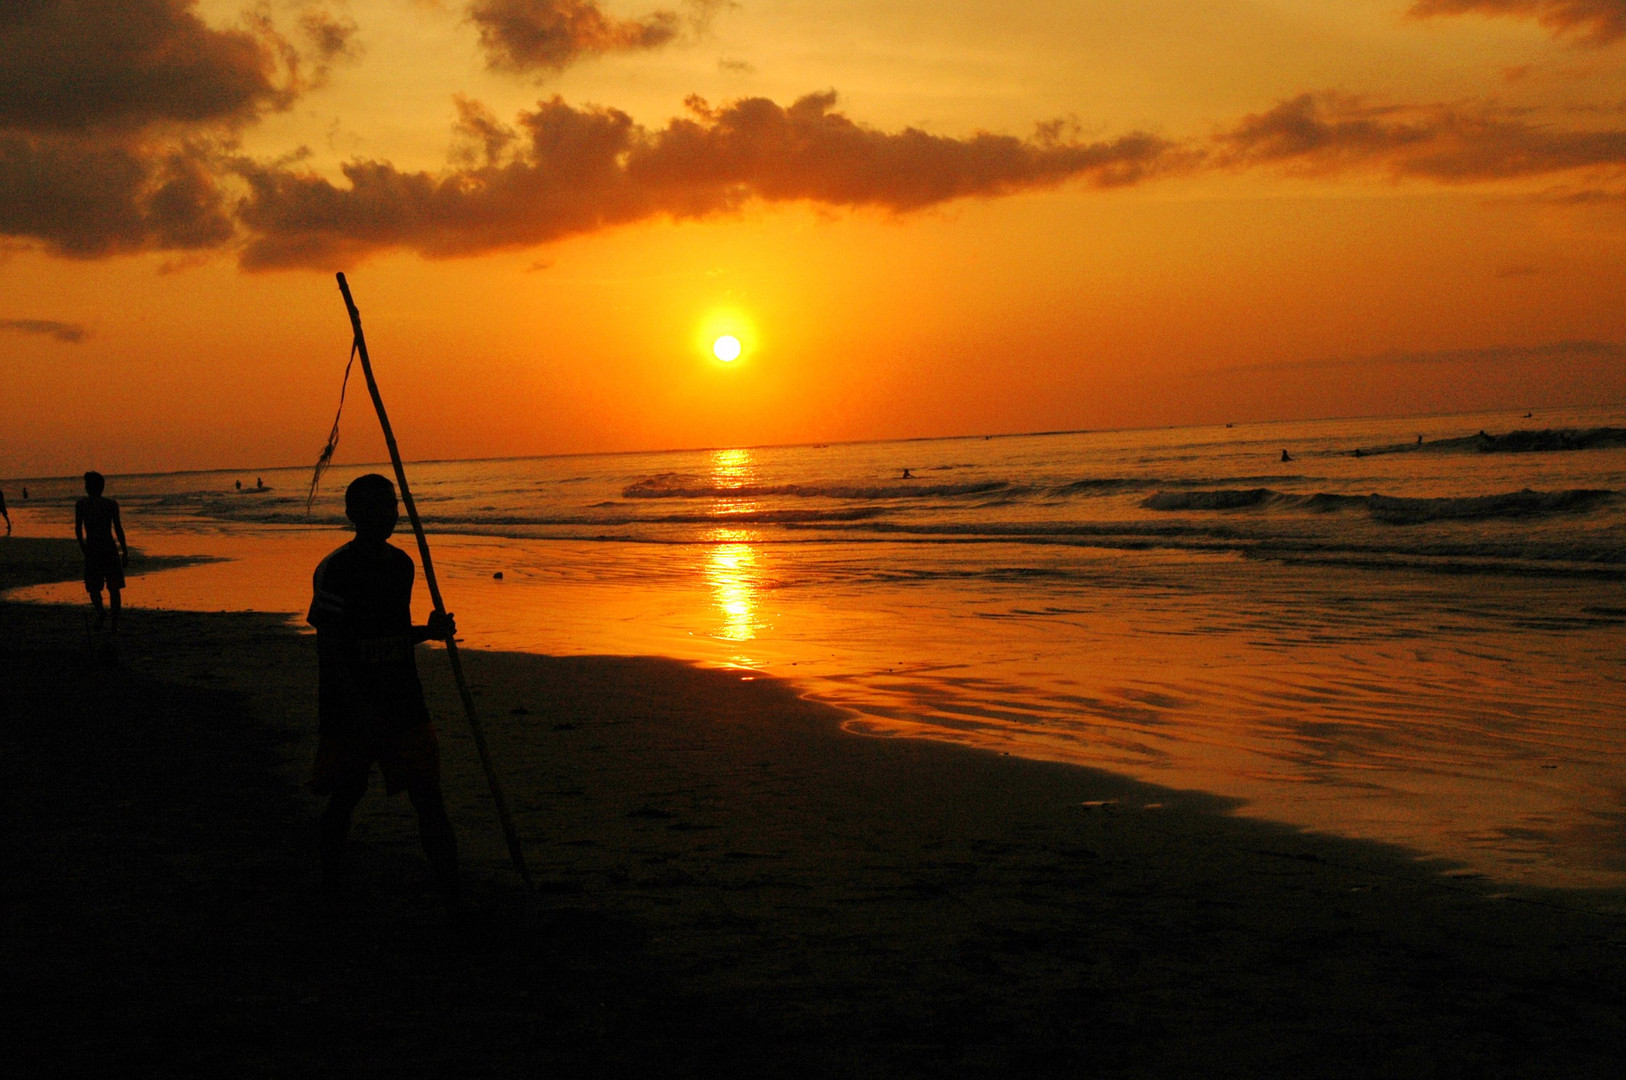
[1353,448,1364,457]
[1416,434,1423,445]
[236,479,242,491]
[1280,450,1291,463]
[75,471,128,633]
[901,468,914,479]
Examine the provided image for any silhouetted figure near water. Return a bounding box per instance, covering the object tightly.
[901,468,914,479]
[308,473,460,914]
[74,472,127,632]
[1,488,9,534]
[1280,450,1291,462]
[235,479,242,491]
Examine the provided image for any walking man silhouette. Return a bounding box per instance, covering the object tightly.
[74,472,127,632]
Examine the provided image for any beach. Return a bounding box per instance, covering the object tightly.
[8,537,1626,1077]
[13,411,1626,888]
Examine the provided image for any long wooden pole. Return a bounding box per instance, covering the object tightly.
[336,273,533,891]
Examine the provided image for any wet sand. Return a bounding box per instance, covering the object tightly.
[6,538,1626,1077]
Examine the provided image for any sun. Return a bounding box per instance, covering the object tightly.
[713,335,742,362]
[697,307,755,364]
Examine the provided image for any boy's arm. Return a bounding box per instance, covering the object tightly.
[411,610,455,644]
[74,501,85,548]
[112,502,128,565]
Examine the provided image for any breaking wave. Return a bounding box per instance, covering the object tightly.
[1142,487,1615,522]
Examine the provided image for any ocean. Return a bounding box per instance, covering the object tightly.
[10,403,1626,890]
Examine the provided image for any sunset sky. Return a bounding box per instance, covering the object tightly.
[4,0,1626,475]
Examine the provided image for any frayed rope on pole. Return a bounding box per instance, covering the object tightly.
[307,341,358,514]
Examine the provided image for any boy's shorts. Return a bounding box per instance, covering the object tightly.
[84,549,125,592]
[309,723,441,796]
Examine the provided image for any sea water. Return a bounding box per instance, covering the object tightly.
[10,404,1626,889]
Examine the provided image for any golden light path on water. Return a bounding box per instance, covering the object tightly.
[703,449,769,655]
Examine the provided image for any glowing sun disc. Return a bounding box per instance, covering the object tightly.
[713,335,742,362]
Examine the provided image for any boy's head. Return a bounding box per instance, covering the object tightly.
[84,471,105,496]
[345,473,399,540]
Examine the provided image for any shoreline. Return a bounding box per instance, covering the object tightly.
[8,538,1626,1073]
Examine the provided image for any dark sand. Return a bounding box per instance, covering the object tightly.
[6,537,1626,1077]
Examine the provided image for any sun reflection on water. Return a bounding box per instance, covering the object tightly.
[706,536,761,643]
[703,446,767,656]
[710,447,756,491]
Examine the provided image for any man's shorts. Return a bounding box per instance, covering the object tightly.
[84,548,124,593]
[309,722,441,796]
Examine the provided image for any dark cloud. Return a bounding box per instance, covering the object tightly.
[468,0,683,72]
[1218,93,1626,181]
[234,91,1173,269]
[1409,1,1626,44]
[300,7,362,66]
[0,134,233,257]
[0,1,286,134]
[0,2,355,258]
[0,318,88,343]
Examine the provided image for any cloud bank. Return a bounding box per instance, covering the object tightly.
[4,3,1625,269]
[1409,1,1626,44]
[234,92,1172,268]
[1218,93,1626,181]
[0,318,89,343]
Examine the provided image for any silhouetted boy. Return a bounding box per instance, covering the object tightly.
[309,473,459,911]
[74,471,127,631]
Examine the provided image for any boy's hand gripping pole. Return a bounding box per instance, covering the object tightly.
[336,273,534,892]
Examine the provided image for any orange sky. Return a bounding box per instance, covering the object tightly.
[4,0,1626,476]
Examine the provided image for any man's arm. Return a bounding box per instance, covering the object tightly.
[112,502,128,567]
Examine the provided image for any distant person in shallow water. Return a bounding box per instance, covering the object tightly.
[901,468,914,479]
[1280,450,1291,462]
[1,488,9,534]
[75,471,127,632]
[235,479,241,491]
[308,473,460,915]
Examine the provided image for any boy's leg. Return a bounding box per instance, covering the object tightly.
[406,780,460,906]
[108,586,121,631]
[319,771,368,898]
[87,587,105,631]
